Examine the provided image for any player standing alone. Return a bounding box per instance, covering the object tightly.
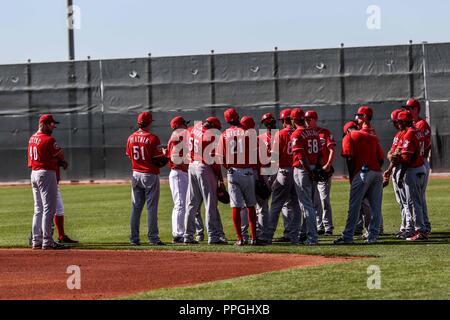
[28,114,67,250]
[126,112,166,246]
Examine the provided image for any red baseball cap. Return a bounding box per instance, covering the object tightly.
[390,109,403,122]
[261,112,275,123]
[343,121,357,133]
[355,106,373,118]
[39,114,59,124]
[279,109,292,120]
[290,108,305,120]
[205,116,222,130]
[405,98,421,111]
[137,112,153,125]
[224,108,239,123]
[397,110,413,122]
[170,116,189,129]
[304,110,318,120]
[240,116,256,130]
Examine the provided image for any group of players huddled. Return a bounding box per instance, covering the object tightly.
[27,98,431,249]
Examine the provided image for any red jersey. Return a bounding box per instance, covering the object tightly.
[342,130,384,177]
[389,130,405,155]
[126,129,163,174]
[188,122,220,164]
[401,127,425,168]
[28,131,63,171]
[317,127,336,162]
[218,126,257,169]
[258,131,272,168]
[272,126,294,168]
[291,126,321,168]
[167,129,189,172]
[414,118,431,158]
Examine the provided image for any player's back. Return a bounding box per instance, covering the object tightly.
[273,126,294,168]
[28,131,59,171]
[126,129,161,174]
[220,126,256,168]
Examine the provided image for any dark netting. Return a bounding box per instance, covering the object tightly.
[0,43,449,182]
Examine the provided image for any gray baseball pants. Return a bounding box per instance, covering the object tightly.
[184,162,224,243]
[267,167,301,243]
[392,167,414,233]
[404,165,427,233]
[130,171,160,244]
[294,167,318,244]
[31,170,58,247]
[342,170,383,242]
[313,178,334,232]
[422,160,431,233]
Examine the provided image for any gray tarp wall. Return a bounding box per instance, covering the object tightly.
[0,42,449,182]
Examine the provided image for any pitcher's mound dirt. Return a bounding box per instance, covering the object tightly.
[0,249,356,300]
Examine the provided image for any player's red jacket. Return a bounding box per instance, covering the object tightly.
[167,129,189,172]
[218,125,257,169]
[28,131,64,171]
[401,127,425,168]
[291,126,322,169]
[342,130,384,178]
[126,129,163,174]
[317,127,336,163]
[414,118,431,158]
[272,126,294,168]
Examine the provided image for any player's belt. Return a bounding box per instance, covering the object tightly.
[227,167,253,175]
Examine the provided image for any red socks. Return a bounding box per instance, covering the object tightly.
[54,215,65,240]
[231,208,242,241]
[247,206,257,241]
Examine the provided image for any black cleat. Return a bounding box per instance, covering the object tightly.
[57,235,79,244]
[42,242,67,250]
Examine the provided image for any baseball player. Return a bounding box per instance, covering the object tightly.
[255,113,277,243]
[167,116,205,243]
[184,117,227,244]
[304,110,336,236]
[28,114,67,250]
[396,111,429,241]
[383,109,415,239]
[266,109,302,244]
[354,106,384,236]
[126,112,165,246]
[405,98,432,234]
[54,165,78,244]
[290,108,322,245]
[335,118,384,244]
[218,108,262,246]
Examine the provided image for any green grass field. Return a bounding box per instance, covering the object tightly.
[0,180,449,300]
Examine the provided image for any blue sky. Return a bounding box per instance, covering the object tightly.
[1,0,449,64]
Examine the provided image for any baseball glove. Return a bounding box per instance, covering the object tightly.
[57,160,68,170]
[151,155,169,168]
[316,166,334,182]
[217,185,230,204]
[255,178,271,200]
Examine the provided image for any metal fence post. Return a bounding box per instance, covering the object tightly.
[408,40,415,97]
[26,59,33,136]
[273,47,280,116]
[339,43,347,175]
[210,50,216,116]
[147,53,153,112]
[86,56,93,181]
